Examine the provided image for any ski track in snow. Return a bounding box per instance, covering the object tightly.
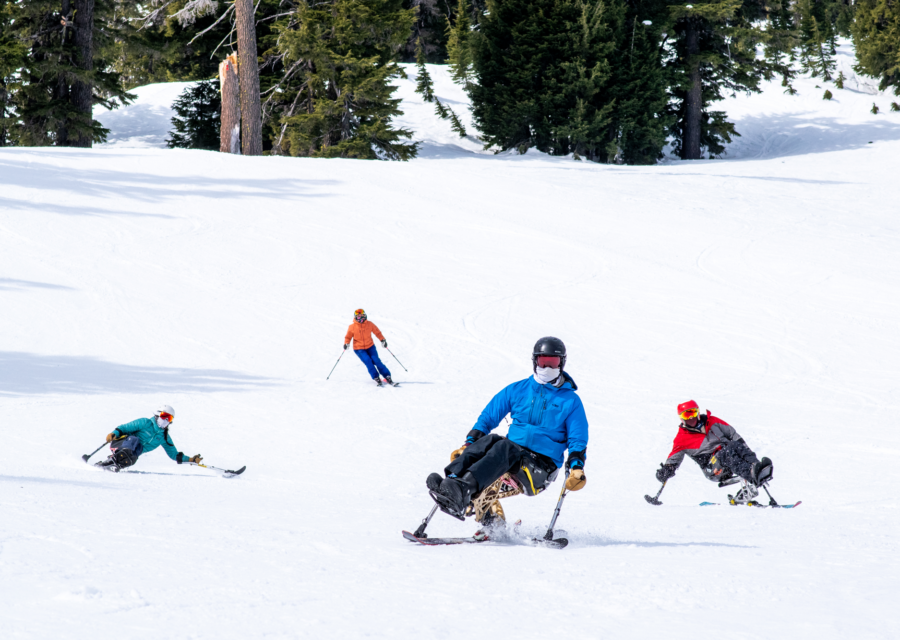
[1,42,899,638]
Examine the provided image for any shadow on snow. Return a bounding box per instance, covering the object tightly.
[0,351,277,396]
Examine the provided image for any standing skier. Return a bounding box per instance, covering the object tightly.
[655,400,773,503]
[95,405,201,472]
[427,337,588,519]
[344,308,393,386]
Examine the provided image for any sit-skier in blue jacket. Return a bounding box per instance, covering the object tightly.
[96,404,201,472]
[427,337,589,519]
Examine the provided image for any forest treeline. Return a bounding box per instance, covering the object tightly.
[1,0,898,162]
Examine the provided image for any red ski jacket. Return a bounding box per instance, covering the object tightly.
[665,412,744,473]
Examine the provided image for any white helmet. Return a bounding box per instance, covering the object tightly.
[154,405,175,421]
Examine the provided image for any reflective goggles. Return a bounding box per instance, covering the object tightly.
[679,407,699,421]
[354,309,365,316]
[535,355,561,368]
[158,412,174,423]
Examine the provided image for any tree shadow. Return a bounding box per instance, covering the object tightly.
[724,112,900,160]
[0,152,339,210]
[0,351,278,396]
[0,278,76,291]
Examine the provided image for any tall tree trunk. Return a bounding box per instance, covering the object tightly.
[682,19,702,160]
[235,0,262,155]
[219,53,241,153]
[55,0,72,145]
[70,0,94,148]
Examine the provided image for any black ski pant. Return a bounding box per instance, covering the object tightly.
[719,439,759,482]
[444,434,526,494]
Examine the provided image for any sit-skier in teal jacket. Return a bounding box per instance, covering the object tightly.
[96,404,201,472]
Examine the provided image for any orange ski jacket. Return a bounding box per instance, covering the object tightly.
[345,320,385,351]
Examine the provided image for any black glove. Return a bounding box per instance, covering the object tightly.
[656,463,676,483]
[381,339,387,348]
[343,343,349,350]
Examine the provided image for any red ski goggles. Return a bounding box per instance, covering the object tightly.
[158,412,174,423]
[535,355,561,368]
[679,407,699,421]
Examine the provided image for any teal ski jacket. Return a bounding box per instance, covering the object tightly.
[112,418,186,463]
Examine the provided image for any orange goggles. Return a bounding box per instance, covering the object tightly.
[159,412,174,423]
[354,309,365,316]
[679,407,699,421]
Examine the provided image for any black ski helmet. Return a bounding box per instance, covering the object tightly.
[532,336,567,372]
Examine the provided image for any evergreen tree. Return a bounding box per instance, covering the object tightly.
[664,0,772,160]
[823,89,833,99]
[765,0,799,94]
[0,0,27,146]
[605,6,671,164]
[797,0,836,80]
[835,70,845,88]
[5,0,134,146]
[470,0,628,160]
[401,0,451,63]
[274,0,418,160]
[852,0,900,96]
[414,37,436,102]
[166,80,221,149]
[446,0,473,87]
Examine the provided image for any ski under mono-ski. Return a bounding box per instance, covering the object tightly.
[699,500,801,508]
[401,530,568,549]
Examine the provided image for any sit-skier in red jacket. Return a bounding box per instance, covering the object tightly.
[655,400,773,503]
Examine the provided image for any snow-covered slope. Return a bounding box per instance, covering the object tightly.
[2,47,898,639]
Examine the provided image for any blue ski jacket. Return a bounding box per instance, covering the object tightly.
[112,418,185,462]
[471,373,589,469]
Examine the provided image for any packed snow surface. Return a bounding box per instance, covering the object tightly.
[3,47,900,639]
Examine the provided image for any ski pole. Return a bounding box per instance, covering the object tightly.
[412,504,439,538]
[326,348,347,380]
[761,483,779,507]
[543,474,569,541]
[82,436,123,463]
[644,480,667,506]
[385,346,408,372]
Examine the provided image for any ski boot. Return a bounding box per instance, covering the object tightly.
[94,457,121,472]
[426,472,443,492]
[430,472,477,520]
[374,376,383,387]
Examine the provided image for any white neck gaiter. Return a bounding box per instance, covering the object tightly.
[533,367,561,385]
[157,416,171,429]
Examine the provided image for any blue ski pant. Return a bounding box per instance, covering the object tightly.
[354,346,391,379]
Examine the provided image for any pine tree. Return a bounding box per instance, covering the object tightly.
[7,0,134,147]
[166,80,221,149]
[871,102,879,114]
[852,0,900,96]
[664,0,772,160]
[447,0,473,87]
[605,8,671,164]
[414,38,435,102]
[401,0,452,63]
[823,89,833,99]
[835,70,845,89]
[274,0,418,160]
[0,0,27,146]
[797,0,836,80]
[765,0,799,95]
[470,0,631,160]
